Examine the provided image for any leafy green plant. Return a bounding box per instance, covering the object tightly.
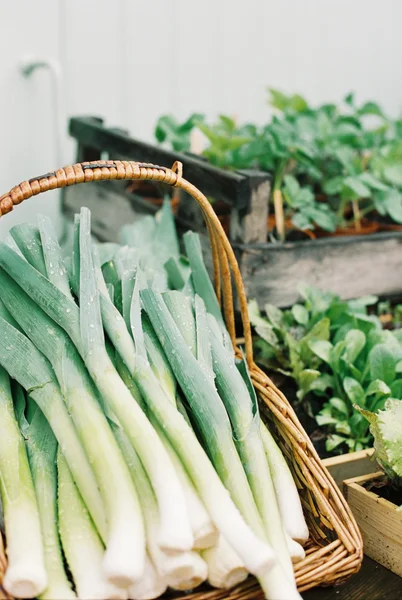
[155,90,402,238]
[249,286,402,454]
[358,399,402,501]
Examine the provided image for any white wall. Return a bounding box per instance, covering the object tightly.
[1,0,402,236]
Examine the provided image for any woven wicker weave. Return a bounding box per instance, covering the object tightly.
[0,160,363,597]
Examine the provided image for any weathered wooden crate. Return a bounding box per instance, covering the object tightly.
[344,472,402,577]
[65,117,402,307]
[322,449,375,492]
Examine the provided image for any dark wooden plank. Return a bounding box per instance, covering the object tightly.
[69,117,254,209]
[239,231,402,307]
[303,557,402,600]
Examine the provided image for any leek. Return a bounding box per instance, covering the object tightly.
[202,536,248,590]
[139,289,275,577]
[57,450,127,600]
[10,223,47,276]
[127,555,167,600]
[19,398,75,599]
[112,423,205,588]
[155,422,218,550]
[206,311,294,579]
[78,208,192,553]
[0,366,47,599]
[0,214,193,554]
[261,423,309,545]
[0,312,106,540]
[0,268,145,587]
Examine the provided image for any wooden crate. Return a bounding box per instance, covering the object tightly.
[322,449,375,491]
[65,117,402,307]
[344,472,402,577]
[65,117,270,244]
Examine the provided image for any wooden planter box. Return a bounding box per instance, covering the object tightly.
[66,117,402,307]
[322,448,375,491]
[344,472,402,577]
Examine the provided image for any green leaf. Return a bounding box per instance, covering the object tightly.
[369,344,397,385]
[291,212,313,230]
[357,399,402,481]
[343,329,366,363]
[316,414,338,427]
[390,380,402,399]
[343,377,365,407]
[382,189,402,224]
[358,102,383,117]
[359,172,388,191]
[248,299,280,345]
[329,397,349,415]
[342,176,371,199]
[297,369,321,400]
[348,295,378,310]
[334,147,357,171]
[326,434,347,452]
[366,379,391,397]
[268,89,308,113]
[285,332,304,378]
[341,358,362,382]
[331,340,347,372]
[310,373,334,394]
[384,164,402,187]
[264,303,285,329]
[283,175,300,200]
[344,93,355,106]
[291,304,309,325]
[323,176,344,195]
[335,420,352,436]
[308,340,333,364]
[305,206,337,232]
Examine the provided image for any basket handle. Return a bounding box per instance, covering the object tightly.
[0,159,254,364]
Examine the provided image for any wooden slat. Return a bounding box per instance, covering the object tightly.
[322,449,375,491]
[344,473,402,577]
[239,232,402,306]
[69,117,254,209]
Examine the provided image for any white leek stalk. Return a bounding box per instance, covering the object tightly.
[112,423,206,587]
[57,450,127,600]
[261,423,309,544]
[21,398,76,599]
[155,423,218,550]
[128,555,166,600]
[168,551,208,591]
[0,366,47,599]
[202,536,248,590]
[286,534,305,563]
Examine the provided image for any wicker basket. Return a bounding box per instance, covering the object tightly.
[0,160,363,599]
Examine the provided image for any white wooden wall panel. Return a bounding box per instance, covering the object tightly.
[1,0,402,237]
[123,0,175,141]
[0,0,62,237]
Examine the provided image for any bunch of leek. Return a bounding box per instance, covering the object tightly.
[0,199,308,600]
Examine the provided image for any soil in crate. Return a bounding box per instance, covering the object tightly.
[365,479,402,507]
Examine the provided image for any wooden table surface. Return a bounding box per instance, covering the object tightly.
[303,557,402,600]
